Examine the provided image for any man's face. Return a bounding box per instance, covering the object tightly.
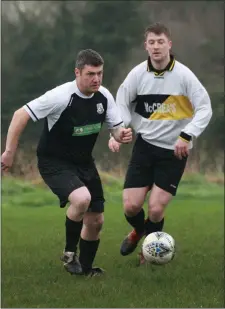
[145,32,172,62]
[75,65,103,95]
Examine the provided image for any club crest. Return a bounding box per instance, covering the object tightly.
[96,103,104,114]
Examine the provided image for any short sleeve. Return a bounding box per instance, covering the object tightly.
[100,87,124,129]
[23,88,63,122]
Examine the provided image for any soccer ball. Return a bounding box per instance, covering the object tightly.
[142,232,175,265]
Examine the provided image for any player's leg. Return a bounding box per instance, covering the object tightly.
[37,157,90,275]
[145,147,188,237]
[120,187,149,256]
[138,185,173,265]
[138,186,172,265]
[145,184,172,235]
[138,148,187,264]
[78,162,105,277]
[62,186,91,275]
[80,212,104,277]
[120,135,154,256]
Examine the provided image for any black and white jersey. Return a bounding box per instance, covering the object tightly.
[116,56,212,150]
[23,80,123,163]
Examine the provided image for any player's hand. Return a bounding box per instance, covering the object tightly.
[118,128,132,144]
[108,137,121,152]
[174,138,189,160]
[1,151,14,172]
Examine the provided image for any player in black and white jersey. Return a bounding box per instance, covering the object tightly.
[1,49,132,276]
[108,23,212,262]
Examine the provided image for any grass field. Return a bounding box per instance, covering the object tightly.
[1,174,224,308]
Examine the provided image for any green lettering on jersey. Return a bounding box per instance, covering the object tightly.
[72,123,101,136]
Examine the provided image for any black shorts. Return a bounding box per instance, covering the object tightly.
[38,157,105,212]
[124,135,188,196]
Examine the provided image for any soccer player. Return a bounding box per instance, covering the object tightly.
[108,23,212,262]
[1,49,132,276]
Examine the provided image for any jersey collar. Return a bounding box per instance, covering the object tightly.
[147,54,175,76]
[74,80,95,99]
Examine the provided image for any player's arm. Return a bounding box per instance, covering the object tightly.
[102,88,132,145]
[174,70,212,159]
[1,90,58,171]
[116,68,138,128]
[181,70,212,139]
[108,69,137,152]
[1,108,31,171]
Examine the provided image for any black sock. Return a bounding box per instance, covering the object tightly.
[79,238,100,273]
[125,209,145,234]
[65,216,83,252]
[145,218,164,236]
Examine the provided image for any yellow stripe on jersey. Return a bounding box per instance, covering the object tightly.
[149,95,194,120]
[178,136,190,143]
[169,59,175,71]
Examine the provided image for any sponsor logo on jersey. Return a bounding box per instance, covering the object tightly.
[144,102,176,114]
[135,94,194,120]
[72,123,101,136]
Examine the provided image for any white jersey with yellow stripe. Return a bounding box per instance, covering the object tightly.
[116,57,212,150]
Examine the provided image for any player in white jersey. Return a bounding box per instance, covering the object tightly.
[108,23,212,262]
[1,49,132,276]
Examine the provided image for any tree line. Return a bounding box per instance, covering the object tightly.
[1,1,224,174]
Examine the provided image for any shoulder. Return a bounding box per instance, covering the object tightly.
[174,60,206,93]
[174,60,198,80]
[48,81,75,95]
[128,60,147,77]
[98,86,117,109]
[45,81,75,101]
[98,85,114,101]
[121,60,147,86]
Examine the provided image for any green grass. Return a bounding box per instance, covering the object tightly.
[1,175,224,308]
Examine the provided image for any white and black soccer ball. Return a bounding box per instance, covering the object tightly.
[142,232,175,265]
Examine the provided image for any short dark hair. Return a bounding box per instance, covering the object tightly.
[144,22,171,40]
[76,49,104,70]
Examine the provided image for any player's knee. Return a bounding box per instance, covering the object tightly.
[68,194,91,221]
[94,216,104,233]
[150,209,163,222]
[149,203,164,222]
[86,215,104,234]
[74,197,91,215]
[123,197,142,216]
[69,188,91,212]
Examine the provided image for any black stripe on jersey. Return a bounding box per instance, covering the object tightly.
[67,94,74,107]
[180,131,192,142]
[135,94,170,118]
[26,104,39,121]
[113,121,123,127]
